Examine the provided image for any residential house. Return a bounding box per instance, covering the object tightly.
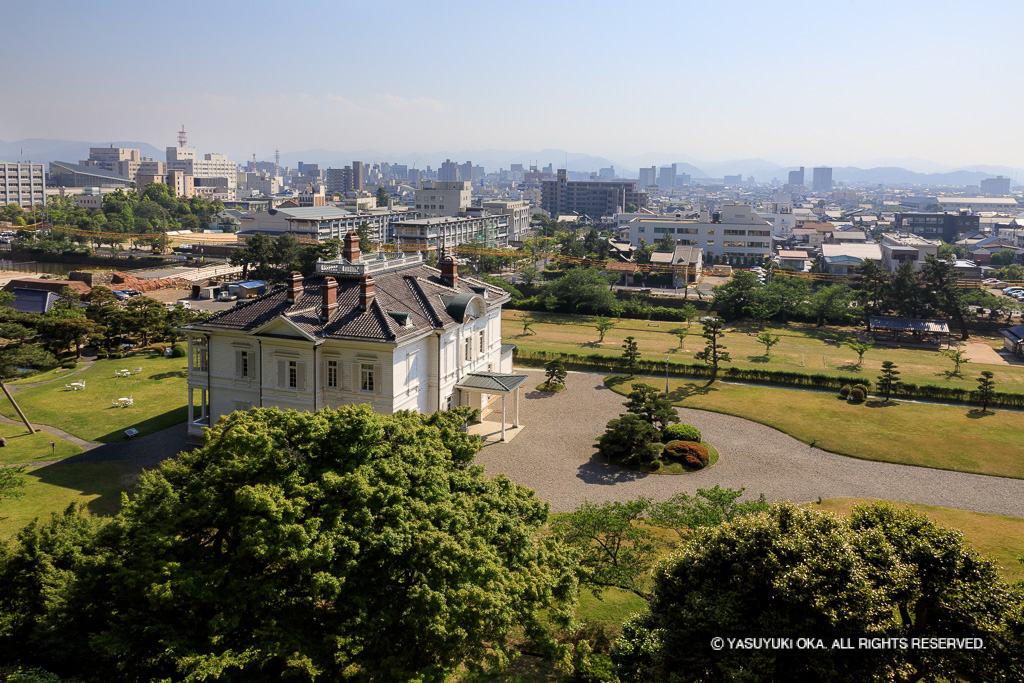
[649,245,703,285]
[820,243,882,275]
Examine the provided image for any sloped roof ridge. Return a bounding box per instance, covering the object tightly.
[369,298,397,341]
[404,275,444,328]
[203,283,286,322]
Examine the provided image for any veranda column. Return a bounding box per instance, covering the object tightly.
[500,393,506,442]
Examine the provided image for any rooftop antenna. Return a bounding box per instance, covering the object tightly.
[177,124,188,148]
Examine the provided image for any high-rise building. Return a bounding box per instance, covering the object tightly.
[352,161,364,191]
[438,159,460,183]
[638,166,657,188]
[0,162,46,209]
[812,167,833,192]
[980,175,1011,196]
[415,181,471,217]
[599,167,615,179]
[82,147,143,181]
[658,164,677,188]
[787,166,805,188]
[541,170,648,218]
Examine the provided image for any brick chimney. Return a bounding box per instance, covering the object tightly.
[321,276,338,319]
[343,230,361,263]
[439,256,458,287]
[359,274,375,311]
[286,271,303,304]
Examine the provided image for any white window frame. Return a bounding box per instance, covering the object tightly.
[478,329,486,358]
[464,335,472,363]
[326,359,339,389]
[360,363,375,393]
[288,360,297,389]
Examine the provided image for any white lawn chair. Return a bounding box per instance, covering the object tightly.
[111,399,121,407]
[133,367,142,374]
[124,395,134,407]
[65,384,73,391]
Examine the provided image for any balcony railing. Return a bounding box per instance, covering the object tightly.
[317,252,424,276]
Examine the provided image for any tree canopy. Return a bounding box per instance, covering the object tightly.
[0,405,578,681]
[612,503,1024,682]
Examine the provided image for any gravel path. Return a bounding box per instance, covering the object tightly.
[475,369,1024,517]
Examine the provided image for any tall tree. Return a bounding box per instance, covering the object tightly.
[922,254,970,340]
[877,360,901,401]
[543,268,617,314]
[694,317,730,385]
[710,271,762,320]
[621,336,640,378]
[0,406,578,681]
[851,259,889,328]
[375,185,390,207]
[544,358,567,389]
[808,283,855,327]
[612,503,1024,683]
[594,315,614,342]
[975,370,997,413]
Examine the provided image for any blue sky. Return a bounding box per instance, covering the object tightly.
[3,0,1022,169]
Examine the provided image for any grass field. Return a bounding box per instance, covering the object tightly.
[0,424,82,465]
[607,376,1024,479]
[0,461,134,538]
[505,310,1024,394]
[812,498,1024,584]
[0,353,188,443]
[571,498,1024,629]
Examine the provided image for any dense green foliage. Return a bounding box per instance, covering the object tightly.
[0,406,578,681]
[662,424,701,443]
[612,503,1024,682]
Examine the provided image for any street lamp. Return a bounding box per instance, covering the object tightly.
[665,355,670,394]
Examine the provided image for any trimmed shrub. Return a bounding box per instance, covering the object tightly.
[839,384,851,398]
[61,361,77,370]
[664,440,709,468]
[171,344,186,358]
[849,387,866,403]
[96,353,108,360]
[663,424,701,443]
[152,344,168,355]
[854,383,870,395]
[649,459,663,472]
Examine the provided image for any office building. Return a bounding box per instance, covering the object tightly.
[624,204,771,264]
[482,200,530,241]
[638,166,657,189]
[658,164,677,189]
[880,233,942,272]
[438,159,460,183]
[895,212,980,243]
[48,161,131,189]
[82,147,143,182]
[787,166,805,188]
[812,167,833,192]
[541,169,648,218]
[415,181,471,217]
[980,176,1011,196]
[0,162,46,209]
[392,213,509,252]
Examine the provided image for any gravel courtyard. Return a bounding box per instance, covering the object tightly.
[474,369,1024,517]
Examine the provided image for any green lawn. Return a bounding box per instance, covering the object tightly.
[607,376,1024,479]
[812,498,1024,584]
[0,461,133,538]
[0,424,82,465]
[506,311,1024,395]
[0,353,188,443]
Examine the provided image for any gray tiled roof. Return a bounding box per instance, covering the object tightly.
[456,372,528,392]
[194,265,509,342]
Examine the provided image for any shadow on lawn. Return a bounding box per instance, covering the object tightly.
[747,355,770,363]
[966,409,995,419]
[95,406,188,443]
[864,399,901,408]
[576,451,647,485]
[148,370,188,380]
[26,460,141,521]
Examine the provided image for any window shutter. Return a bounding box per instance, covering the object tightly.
[277,360,285,387]
[296,362,306,391]
[352,363,360,392]
[235,351,242,377]
[374,363,382,394]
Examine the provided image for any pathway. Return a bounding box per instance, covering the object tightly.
[475,369,1024,517]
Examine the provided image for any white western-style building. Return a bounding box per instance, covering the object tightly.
[624,204,773,265]
[183,232,526,444]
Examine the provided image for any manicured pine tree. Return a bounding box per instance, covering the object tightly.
[877,360,901,401]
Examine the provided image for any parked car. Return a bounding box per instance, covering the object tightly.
[111,290,129,301]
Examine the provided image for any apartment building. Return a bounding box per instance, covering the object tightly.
[895,212,979,243]
[880,233,941,272]
[0,162,46,208]
[624,204,772,264]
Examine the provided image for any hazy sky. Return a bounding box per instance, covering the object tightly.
[3,0,1023,169]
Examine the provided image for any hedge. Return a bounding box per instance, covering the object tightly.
[512,349,1024,410]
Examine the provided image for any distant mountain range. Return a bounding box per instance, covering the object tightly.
[2,138,1020,188]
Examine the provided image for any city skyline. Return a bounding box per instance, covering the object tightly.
[3,0,1023,169]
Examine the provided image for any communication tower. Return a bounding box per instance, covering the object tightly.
[177,125,188,148]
